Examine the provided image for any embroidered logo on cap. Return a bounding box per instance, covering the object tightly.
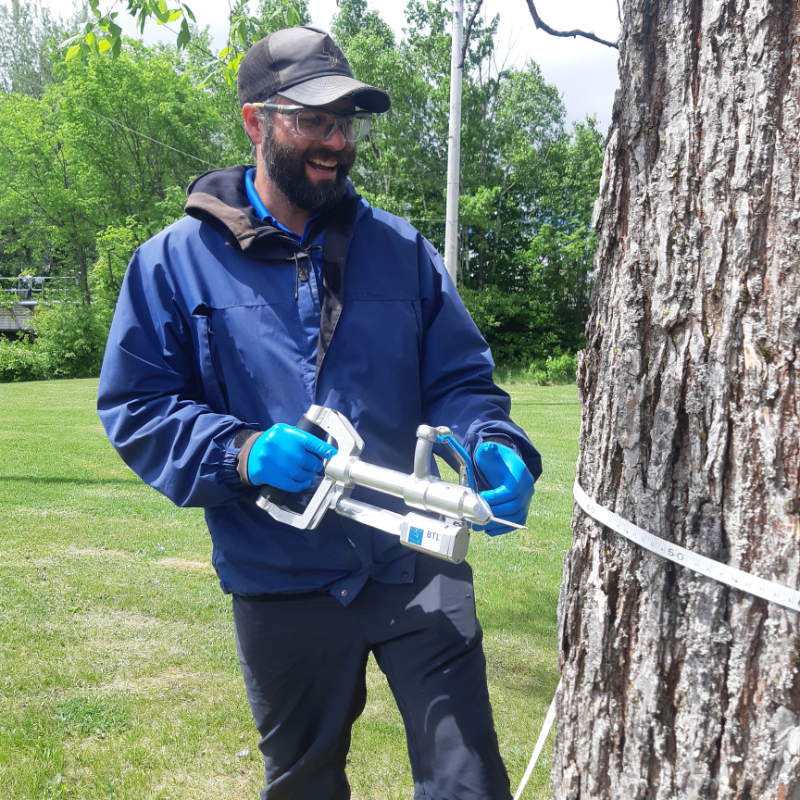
[322,35,338,68]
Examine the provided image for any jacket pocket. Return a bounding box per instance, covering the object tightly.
[192,307,228,413]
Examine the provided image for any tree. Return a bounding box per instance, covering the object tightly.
[0,89,99,301]
[0,40,223,304]
[337,0,603,363]
[66,0,305,83]
[0,0,60,96]
[552,1,800,798]
[57,0,603,365]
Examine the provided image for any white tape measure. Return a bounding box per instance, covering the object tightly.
[513,480,800,799]
[573,480,800,613]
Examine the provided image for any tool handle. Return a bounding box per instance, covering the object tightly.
[259,415,328,507]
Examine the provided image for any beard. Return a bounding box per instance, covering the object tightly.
[261,134,356,213]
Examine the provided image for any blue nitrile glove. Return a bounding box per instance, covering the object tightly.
[474,442,535,536]
[247,423,337,492]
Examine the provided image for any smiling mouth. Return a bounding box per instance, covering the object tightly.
[307,157,339,174]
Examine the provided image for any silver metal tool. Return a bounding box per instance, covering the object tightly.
[256,405,509,564]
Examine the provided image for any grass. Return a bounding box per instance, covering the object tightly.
[0,379,580,800]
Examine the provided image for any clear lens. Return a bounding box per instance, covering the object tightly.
[346,114,372,142]
[295,111,331,138]
[294,110,372,142]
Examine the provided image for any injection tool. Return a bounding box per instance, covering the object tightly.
[256,405,524,564]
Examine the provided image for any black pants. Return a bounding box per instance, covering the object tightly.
[232,557,512,800]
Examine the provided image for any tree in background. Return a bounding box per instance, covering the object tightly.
[0,5,225,380]
[0,0,59,96]
[336,0,604,366]
[0,0,605,378]
[0,41,222,304]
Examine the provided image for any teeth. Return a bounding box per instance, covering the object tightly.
[309,159,337,168]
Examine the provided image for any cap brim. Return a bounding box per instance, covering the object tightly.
[281,75,391,113]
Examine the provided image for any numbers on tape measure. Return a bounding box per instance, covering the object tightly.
[573,480,800,614]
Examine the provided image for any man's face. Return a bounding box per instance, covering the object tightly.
[261,98,357,213]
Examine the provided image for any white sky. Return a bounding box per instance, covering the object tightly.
[46,0,620,133]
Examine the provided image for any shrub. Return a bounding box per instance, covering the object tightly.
[0,334,47,382]
[32,304,107,379]
[493,353,578,386]
[546,352,578,385]
[459,286,561,367]
[0,304,107,382]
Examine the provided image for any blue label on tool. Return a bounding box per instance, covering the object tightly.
[408,526,423,545]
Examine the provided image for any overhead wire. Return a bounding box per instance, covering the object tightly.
[64,100,221,169]
[6,67,222,170]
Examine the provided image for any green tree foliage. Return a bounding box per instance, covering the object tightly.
[0,0,603,380]
[338,0,604,363]
[0,12,227,380]
[0,0,60,96]
[66,0,306,89]
[0,40,222,300]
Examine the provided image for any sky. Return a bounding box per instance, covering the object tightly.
[46,0,621,133]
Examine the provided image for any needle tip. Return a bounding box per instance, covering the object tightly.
[490,517,527,530]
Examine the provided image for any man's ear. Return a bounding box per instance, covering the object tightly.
[242,104,264,145]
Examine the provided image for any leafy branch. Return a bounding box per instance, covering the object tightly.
[62,0,304,84]
[63,0,195,61]
[460,0,484,69]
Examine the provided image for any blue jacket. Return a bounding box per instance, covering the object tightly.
[98,166,542,603]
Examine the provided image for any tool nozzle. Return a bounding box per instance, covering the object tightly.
[462,495,493,526]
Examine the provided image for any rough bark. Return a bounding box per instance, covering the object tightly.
[552,1,800,799]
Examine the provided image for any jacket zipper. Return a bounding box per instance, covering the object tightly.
[249,225,324,301]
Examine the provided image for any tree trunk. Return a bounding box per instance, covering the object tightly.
[552,1,800,799]
[76,243,91,305]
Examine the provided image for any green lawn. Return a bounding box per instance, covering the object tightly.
[0,379,579,800]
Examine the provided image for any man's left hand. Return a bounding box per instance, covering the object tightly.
[474,442,535,536]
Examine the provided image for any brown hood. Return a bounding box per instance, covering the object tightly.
[185,165,283,252]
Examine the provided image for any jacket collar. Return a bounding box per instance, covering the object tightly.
[185,165,359,254]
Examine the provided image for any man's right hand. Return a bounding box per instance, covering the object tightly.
[247,424,337,491]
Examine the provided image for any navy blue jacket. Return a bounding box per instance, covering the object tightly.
[97,166,542,603]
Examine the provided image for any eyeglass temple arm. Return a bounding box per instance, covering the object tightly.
[251,102,305,114]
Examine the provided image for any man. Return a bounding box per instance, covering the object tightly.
[98,26,542,800]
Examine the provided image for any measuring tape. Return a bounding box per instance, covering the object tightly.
[573,480,800,613]
[512,681,560,800]
[513,480,800,799]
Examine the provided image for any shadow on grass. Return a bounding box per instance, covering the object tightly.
[520,401,580,406]
[479,583,562,648]
[0,476,138,486]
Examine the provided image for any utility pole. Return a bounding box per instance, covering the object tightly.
[443,0,464,286]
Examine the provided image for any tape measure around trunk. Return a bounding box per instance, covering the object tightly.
[573,480,800,614]
[513,483,800,800]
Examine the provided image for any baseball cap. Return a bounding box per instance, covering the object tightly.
[237,26,391,113]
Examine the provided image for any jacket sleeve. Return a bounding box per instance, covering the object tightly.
[97,249,259,508]
[417,237,543,487]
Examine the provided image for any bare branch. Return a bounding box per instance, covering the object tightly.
[616,0,622,25]
[459,0,484,69]
[523,0,619,50]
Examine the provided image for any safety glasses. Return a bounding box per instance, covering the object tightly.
[253,103,372,143]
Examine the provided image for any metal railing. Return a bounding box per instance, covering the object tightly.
[0,275,78,303]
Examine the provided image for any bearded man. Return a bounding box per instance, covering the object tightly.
[98,26,541,800]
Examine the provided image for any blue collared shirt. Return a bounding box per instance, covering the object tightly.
[244,170,384,601]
